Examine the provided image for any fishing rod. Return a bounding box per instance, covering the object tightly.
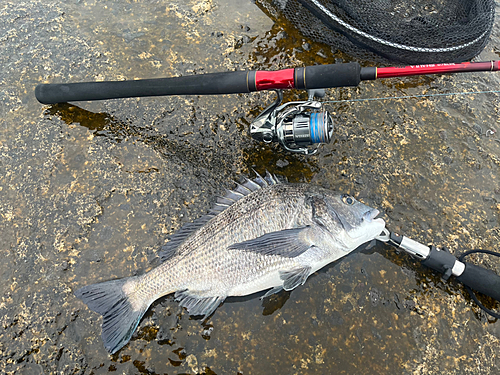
[35,61,500,154]
[376,229,500,319]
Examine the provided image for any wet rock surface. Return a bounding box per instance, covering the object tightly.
[1,0,500,374]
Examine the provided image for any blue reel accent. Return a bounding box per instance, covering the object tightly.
[309,112,329,143]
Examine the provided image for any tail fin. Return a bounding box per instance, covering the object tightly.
[75,276,149,354]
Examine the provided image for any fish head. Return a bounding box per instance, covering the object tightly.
[306,189,385,251]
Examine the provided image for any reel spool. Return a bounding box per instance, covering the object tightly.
[250,90,333,155]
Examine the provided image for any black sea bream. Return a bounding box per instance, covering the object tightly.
[75,172,385,353]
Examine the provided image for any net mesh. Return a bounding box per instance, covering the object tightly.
[256,0,495,64]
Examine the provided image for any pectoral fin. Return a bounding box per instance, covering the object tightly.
[228,227,313,258]
[279,266,311,291]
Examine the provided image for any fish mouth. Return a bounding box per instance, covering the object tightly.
[344,208,386,243]
[363,209,385,225]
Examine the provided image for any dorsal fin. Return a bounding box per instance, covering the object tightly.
[233,181,253,195]
[252,169,284,187]
[211,170,281,212]
[159,171,282,262]
[252,169,268,187]
[159,214,215,262]
[265,170,279,185]
[241,176,262,191]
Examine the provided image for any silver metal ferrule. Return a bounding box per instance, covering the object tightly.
[399,237,431,259]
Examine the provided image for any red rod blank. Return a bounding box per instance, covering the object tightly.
[376,61,500,79]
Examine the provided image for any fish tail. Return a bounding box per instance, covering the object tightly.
[75,276,150,354]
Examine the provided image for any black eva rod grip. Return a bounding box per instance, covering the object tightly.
[35,71,251,104]
[456,262,500,302]
[295,62,361,90]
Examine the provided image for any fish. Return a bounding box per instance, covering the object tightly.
[74,172,385,353]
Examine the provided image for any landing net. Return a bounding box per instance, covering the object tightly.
[257,0,495,63]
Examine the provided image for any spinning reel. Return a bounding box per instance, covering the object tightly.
[250,89,333,155]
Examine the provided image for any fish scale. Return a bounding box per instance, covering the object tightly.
[75,173,385,353]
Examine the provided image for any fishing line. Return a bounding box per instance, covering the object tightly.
[322,89,500,104]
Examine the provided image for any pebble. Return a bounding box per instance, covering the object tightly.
[438,130,447,140]
[443,156,453,165]
[276,159,289,168]
[472,124,483,135]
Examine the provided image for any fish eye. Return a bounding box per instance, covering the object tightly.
[341,194,355,205]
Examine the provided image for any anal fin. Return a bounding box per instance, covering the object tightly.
[174,290,226,319]
[279,266,311,291]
